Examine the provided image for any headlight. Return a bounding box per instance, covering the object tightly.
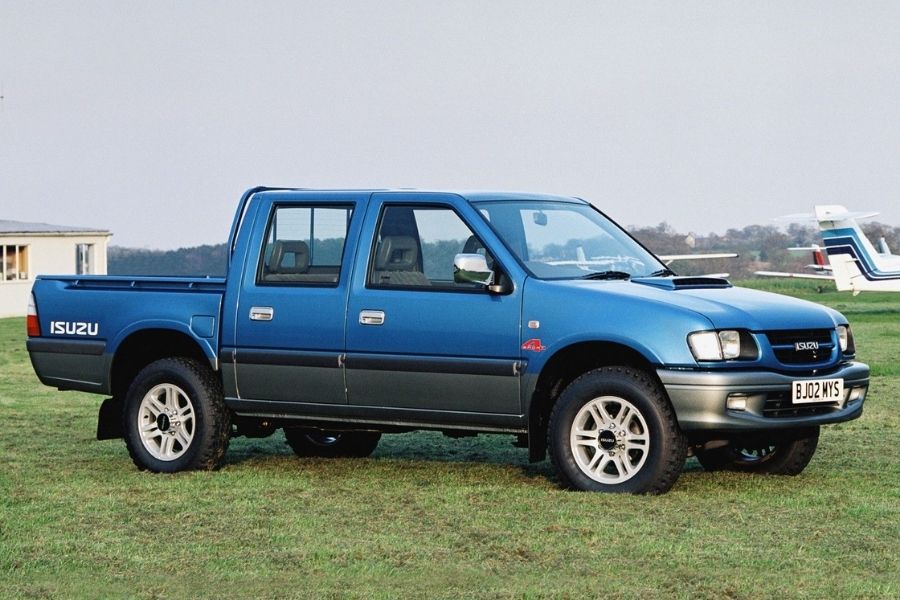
[718,330,741,359]
[688,330,756,361]
[837,325,855,354]
[688,332,722,361]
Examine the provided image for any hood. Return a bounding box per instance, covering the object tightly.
[551,278,843,331]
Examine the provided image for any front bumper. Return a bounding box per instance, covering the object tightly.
[657,361,869,432]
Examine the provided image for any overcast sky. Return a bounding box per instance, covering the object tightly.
[1,2,899,249]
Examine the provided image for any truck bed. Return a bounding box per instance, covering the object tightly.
[27,275,226,393]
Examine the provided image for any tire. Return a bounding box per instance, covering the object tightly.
[695,427,820,475]
[284,428,381,458]
[548,366,687,494]
[123,358,231,473]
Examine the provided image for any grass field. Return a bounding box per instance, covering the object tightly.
[1,280,898,599]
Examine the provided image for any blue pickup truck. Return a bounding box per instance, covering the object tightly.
[26,187,869,493]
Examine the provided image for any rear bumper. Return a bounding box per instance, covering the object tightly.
[657,361,869,432]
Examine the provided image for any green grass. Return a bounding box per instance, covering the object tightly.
[1,284,899,598]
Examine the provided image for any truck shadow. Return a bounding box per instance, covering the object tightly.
[225,430,557,480]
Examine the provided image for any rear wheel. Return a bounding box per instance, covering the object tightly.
[123,358,231,473]
[695,427,820,475]
[548,366,687,494]
[284,428,381,458]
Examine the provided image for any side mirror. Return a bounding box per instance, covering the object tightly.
[453,253,494,286]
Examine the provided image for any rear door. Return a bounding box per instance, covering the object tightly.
[229,193,364,404]
[345,192,523,416]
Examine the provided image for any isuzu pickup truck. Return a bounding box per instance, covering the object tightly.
[26,187,869,493]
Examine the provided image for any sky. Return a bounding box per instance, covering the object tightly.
[1,1,899,249]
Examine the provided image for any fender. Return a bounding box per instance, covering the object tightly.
[106,319,218,370]
[523,332,666,377]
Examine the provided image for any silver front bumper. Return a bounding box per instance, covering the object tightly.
[657,361,869,431]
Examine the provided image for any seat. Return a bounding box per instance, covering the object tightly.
[371,236,431,286]
[266,240,310,280]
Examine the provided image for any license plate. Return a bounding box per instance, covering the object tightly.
[791,378,844,404]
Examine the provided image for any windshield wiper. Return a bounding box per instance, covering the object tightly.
[580,270,632,280]
[646,268,676,277]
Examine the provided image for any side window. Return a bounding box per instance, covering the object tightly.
[1,245,29,281]
[368,205,493,290]
[258,205,353,285]
[75,244,94,275]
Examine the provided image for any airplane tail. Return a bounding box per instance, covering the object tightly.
[816,205,900,293]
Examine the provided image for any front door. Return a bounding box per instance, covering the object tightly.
[345,194,523,416]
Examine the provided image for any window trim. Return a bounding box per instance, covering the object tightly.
[365,203,504,294]
[254,202,355,288]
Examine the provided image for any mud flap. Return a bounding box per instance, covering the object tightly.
[97,397,124,440]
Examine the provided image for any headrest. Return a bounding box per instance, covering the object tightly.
[375,236,419,271]
[269,240,310,274]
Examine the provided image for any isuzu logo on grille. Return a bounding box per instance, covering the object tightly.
[795,341,820,351]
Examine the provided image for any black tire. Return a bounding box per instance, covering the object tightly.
[548,366,687,494]
[695,427,820,475]
[123,358,231,473]
[284,428,381,458]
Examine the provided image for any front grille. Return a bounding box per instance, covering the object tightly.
[765,329,835,365]
[762,391,841,418]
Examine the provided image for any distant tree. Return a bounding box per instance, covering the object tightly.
[109,244,228,276]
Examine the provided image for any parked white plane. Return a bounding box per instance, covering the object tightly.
[549,248,737,278]
[755,205,900,294]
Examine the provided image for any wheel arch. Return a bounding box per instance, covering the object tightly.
[527,340,664,462]
[109,328,216,402]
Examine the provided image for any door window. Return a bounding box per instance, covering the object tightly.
[368,206,493,290]
[258,205,353,285]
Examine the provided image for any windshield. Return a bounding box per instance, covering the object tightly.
[473,200,666,280]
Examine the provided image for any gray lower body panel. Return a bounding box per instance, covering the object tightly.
[657,361,869,431]
[226,397,527,433]
[27,339,108,393]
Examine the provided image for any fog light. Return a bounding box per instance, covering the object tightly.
[848,386,867,403]
[726,394,748,411]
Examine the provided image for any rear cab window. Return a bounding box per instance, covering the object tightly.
[258,205,353,285]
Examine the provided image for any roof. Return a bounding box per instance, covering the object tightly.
[0,219,110,235]
[254,188,588,204]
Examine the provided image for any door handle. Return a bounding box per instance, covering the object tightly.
[359,310,385,326]
[249,306,274,321]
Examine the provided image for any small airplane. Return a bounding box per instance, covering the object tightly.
[548,248,737,278]
[755,205,900,294]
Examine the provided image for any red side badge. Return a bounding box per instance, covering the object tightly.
[522,338,546,352]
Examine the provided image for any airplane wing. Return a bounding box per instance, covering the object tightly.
[754,271,835,280]
[660,253,738,262]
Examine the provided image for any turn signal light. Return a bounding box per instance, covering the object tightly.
[26,293,41,337]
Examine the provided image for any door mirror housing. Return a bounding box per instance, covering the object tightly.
[453,253,494,286]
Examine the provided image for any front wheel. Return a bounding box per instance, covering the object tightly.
[695,427,820,475]
[548,366,687,494]
[123,358,231,473]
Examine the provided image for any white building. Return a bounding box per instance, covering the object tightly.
[0,220,112,318]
